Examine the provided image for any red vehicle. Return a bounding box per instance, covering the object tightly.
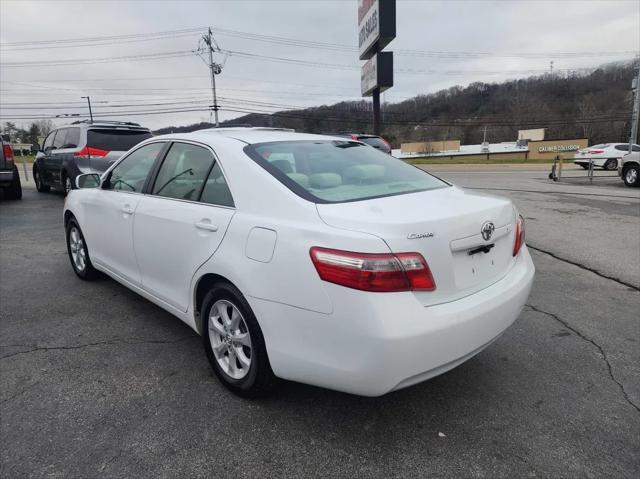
[0,138,22,200]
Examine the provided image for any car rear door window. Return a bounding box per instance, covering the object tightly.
[107,142,164,193]
[152,143,215,202]
[200,162,234,207]
[42,132,56,152]
[63,127,80,149]
[87,129,153,152]
[52,129,67,150]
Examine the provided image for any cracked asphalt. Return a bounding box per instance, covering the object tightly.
[1,166,639,478]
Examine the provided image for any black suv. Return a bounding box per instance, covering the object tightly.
[33,121,152,194]
[333,133,392,154]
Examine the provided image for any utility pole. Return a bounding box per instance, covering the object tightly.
[203,27,221,127]
[628,63,640,154]
[81,96,93,123]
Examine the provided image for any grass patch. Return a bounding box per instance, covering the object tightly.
[404,157,558,165]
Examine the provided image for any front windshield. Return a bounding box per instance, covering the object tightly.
[244,140,448,204]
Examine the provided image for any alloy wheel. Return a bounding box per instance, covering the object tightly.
[64,176,72,194]
[208,299,252,380]
[626,168,638,185]
[69,227,87,272]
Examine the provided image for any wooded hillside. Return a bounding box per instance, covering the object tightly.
[155,61,638,147]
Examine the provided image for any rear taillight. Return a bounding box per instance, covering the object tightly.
[74,147,109,159]
[588,149,604,154]
[3,144,14,162]
[309,247,436,292]
[351,134,359,141]
[513,215,525,257]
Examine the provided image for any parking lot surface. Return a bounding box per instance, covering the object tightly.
[2,166,639,478]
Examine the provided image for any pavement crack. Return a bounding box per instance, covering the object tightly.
[0,336,197,360]
[526,303,640,414]
[1,381,41,404]
[528,244,640,291]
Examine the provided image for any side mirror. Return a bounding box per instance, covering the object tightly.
[75,173,101,189]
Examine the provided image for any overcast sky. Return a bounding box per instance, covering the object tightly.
[1,0,638,131]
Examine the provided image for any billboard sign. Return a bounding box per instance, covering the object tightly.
[361,52,393,96]
[358,0,396,60]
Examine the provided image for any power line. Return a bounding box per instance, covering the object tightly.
[0,27,205,47]
[1,50,195,67]
[2,25,635,60]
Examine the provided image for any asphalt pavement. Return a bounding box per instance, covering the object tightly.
[1,167,639,478]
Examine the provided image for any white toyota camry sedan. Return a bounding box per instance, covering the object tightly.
[64,127,534,397]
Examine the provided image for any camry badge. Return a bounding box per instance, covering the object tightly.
[481,221,495,241]
[407,232,434,240]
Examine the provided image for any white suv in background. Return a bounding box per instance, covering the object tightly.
[620,151,640,187]
[574,143,640,170]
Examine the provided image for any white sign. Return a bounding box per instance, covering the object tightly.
[361,55,378,96]
[358,0,379,59]
[538,144,580,153]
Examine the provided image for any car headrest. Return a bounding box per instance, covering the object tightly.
[271,159,294,174]
[309,173,342,189]
[343,164,386,182]
[286,173,309,187]
[182,149,212,174]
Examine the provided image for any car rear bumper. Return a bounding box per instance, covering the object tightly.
[250,247,535,396]
[0,170,15,185]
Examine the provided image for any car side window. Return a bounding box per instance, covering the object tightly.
[42,132,56,152]
[63,127,80,149]
[152,143,215,201]
[52,129,67,150]
[200,162,234,207]
[633,145,640,152]
[106,142,164,193]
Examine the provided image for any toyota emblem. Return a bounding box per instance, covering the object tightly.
[481,221,495,241]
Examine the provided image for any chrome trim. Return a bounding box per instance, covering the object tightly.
[140,193,236,210]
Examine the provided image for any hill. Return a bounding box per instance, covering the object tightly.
[155,61,638,146]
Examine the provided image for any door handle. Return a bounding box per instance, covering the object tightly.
[122,205,134,215]
[195,221,218,232]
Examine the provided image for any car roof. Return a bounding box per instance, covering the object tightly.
[155,127,348,145]
[58,121,150,131]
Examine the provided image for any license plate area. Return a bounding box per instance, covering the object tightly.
[452,238,511,290]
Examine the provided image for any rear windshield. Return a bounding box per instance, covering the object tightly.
[359,136,388,149]
[244,140,448,204]
[87,129,152,152]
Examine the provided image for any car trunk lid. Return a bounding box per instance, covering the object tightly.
[316,186,517,306]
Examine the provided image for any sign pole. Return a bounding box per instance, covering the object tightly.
[358,0,395,136]
[372,89,381,135]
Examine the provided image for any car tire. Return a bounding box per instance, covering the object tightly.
[202,282,276,397]
[62,171,73,196]
[622,164,640,187]
[34,166,50,193]
[604,159,618,171]
[4,167,22,200]
[65,218,99,280]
